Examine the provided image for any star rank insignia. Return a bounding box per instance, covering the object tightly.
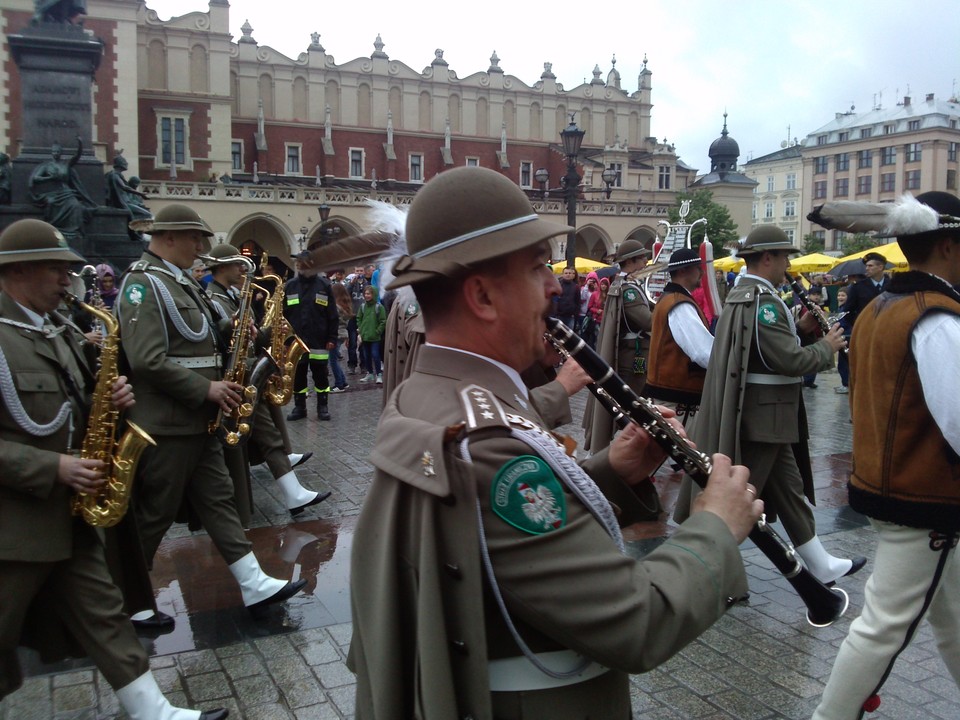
[459,384,508,430]
[421,451,436,477]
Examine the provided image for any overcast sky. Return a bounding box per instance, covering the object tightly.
[161,0,959,174]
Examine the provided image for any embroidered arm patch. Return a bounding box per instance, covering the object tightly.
[124,282,146,306]
[491,455,567,535]
[623,288,638,302]
[758,302,779,326]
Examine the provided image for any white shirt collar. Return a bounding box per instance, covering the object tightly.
[15,302,46,328]
[425,343,529,401]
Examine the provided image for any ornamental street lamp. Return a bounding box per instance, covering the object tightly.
[315,203,341,246]
[535,115,618,268]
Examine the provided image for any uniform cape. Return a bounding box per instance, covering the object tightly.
[674,283,815,522]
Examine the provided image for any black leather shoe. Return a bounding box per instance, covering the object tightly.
[199,709,229,720]
[317,406,331,421]
[291,451,313,468]
[286,405,307,421]
[131,610,175,631]
[247,578,308,613]
[290,491,332,517]
[826,556,868,587]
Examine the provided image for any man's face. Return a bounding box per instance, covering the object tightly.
[766,251,790,284]
[220,261,245,288]
[161,230,207,270]
[364,265,375,280]
[484,242,558,370]
[191,266,206,281]
[562,268,576,282]
[623,255,649,274]
[864,259,885,281]
[17,261,74,315]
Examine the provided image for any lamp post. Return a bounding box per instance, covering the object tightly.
[315,203,341,246]
[535,115,618,268]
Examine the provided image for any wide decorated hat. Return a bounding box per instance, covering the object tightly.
[735,225,802,256]
[0,219,85,265]
[387,167,572,289]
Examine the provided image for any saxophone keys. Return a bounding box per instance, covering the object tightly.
[225,432,241,446]
[238,422,251,435]
[238,402,254,417]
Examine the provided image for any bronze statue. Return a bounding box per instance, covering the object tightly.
[104,152,152,239]
[29,140,97,242]
[33,0,87,24]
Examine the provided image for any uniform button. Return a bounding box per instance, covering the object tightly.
[451,640,468,655]
[445,563,462,580]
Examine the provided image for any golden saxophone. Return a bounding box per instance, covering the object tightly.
[256,272,308,406]
[208,256,278,446]
[66,293,156,528]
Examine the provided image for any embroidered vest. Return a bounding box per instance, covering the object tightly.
[849,288,960,531]
[645,289,708,404]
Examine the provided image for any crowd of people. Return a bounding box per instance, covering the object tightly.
[1,174,958,720]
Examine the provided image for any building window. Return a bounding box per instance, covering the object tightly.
[349,148,364,178]
[905,169,921,190]
[465,156,479,167]
[817,134,828,145]
[814,180,827,199]
[908,119,921,131]
[860,128,873,139]
[880,172,896,192]
[905,143,922,162]
[835,230,848,247]
[786,173,797,190]
[409,153,423,183]
[657,165,671,190]
[752,203,757,220]
[156,111,191,169]
[838,132,849,142]
[952,120,959,129]
[857,176,872,195]
[949,142,958,162]
[285,144,302,174]
[785,229,795,242]
[883,123,896,134]
[784,199,796,217]
[881,146,896,165]
[836,153,850,171]
[947,169,957,191]
[610,163,624,188]
[813,230,825,243]
[231,140,243,171]
[766,176,775,192]
[835,178,849,197]
[814,156,828,174]
[858,150,872,169]
[519,161,532,188]
[764,201,774,219]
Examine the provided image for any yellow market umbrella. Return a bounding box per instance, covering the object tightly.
[712,255,743,272]
[551,256,610,275]
[787,252,838,274]
[835,241,908,270]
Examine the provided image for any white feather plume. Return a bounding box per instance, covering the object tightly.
[884,193,940,236]
[364,199,410,294]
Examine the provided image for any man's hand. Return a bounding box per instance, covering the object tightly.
[110,375,135,411]
[207,380,244,412]
[691,454,763,544]
[83,330,103,346]
[58,455,106,494]
[824,323,846,353]
[555,357,591,397]
[608,407,685,482]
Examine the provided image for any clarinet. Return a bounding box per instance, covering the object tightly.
[545,317,849,627]
[786,273,848,344]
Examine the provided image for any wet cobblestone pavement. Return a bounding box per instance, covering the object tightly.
[4,368,959,719]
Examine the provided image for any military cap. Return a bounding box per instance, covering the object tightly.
[387,167,571,289]
[0,219,84,265]
[614,238,652,263]
[131,204,214,237]
[735,225,801,256]
[667,247,701,272]
[203,242,249,268]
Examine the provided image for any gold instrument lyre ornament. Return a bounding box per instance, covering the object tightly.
[205,254,279,446]
[65,293,156,527]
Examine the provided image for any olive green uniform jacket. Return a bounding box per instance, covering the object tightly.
[348,346,748,720]
[675,275,833,523]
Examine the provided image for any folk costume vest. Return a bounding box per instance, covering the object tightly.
[645,284,709,405]
[849,272,960,533]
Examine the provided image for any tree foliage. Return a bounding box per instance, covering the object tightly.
[802,233,825,254]
[840,232,882,255]
[667,189,739,258]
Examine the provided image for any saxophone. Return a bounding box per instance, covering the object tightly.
[256,272,308,406]
[66,293,156,528]
[208,256,279,446]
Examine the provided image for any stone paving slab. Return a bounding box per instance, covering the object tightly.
[3,369,959,719]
